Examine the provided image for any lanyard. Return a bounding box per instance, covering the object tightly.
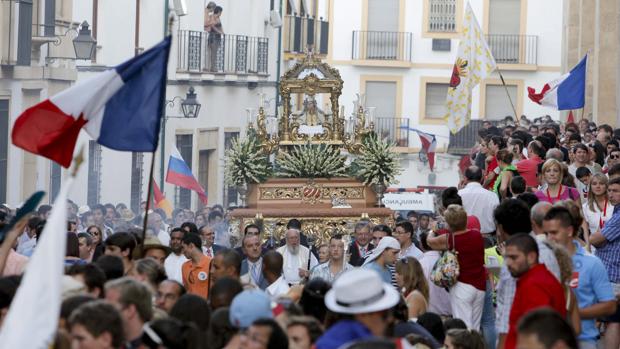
[599,198,608,229]
[546,184,563,203]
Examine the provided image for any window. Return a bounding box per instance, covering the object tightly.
[428,0,457,32]
[0,100,8,203]
[87,140,102,207]
[50,162,61,202]
[487,0,521,63]
[425,83,449,119]
[130,153,144,214]
[488,0,520,35]
[365,81,397,118]
[223,132,240,207]
[366,0,399,59]
[484,84,518,120]
[176,135,193,209]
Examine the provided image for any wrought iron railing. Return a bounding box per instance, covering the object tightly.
[352,31,413,61]
[177,30,269,74]
[485,34,537,65]
[375,117,410,147]
[284,14,329,54]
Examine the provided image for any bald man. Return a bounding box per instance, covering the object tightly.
[276,229,318,285]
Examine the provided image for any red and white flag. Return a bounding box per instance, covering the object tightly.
[417,131,437,172]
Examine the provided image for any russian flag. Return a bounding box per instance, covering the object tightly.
[166,146,208,205]
[527,55,587,110]
[417,130,437,172]
[12,36,171,168]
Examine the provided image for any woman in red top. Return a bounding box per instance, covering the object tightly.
[427,204,486,330]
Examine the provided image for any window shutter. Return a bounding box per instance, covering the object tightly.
[366,81,397,118]
[367,0,399,32]
[425,83,449,118]
[488,0,520,34]
[485,84,517,120]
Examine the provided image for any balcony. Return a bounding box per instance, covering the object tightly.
[485,34,537,66]
[375,117,410,147]
[283,14,329,55]
[352,31,413,62]
[177,30,269,75]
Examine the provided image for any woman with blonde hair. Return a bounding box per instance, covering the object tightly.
[395,257,429,319]
[582,173,614,247]
[535,159,581,205]
[427,204,486,330]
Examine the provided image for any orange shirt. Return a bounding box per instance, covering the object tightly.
[181,255,212,299]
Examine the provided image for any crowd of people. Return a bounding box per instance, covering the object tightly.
[0,116,619,349]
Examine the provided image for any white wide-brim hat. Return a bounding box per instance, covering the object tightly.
[324,268,400,314]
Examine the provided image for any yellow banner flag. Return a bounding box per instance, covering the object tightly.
[445,3,497,134]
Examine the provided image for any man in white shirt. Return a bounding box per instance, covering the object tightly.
[276,228,318,285]
[164,228,188,283]
[200,225,223,258]
[458,166,500,234]
[394,221,423,259]
[263,250,290,299]
[148,212,170,246]
[418,232,452,316]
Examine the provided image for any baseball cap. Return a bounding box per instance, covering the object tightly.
[229,290,273,329]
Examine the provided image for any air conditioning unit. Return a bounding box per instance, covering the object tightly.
[269,10,282,28]
[172,0,187,16]
[432,39,451,52]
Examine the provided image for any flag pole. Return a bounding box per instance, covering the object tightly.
[141,154,156,250]
[496,69,519,121]
[139,13,175,250]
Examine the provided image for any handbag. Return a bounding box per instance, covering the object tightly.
[430,231,460,288]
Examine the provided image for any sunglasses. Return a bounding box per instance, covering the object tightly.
[610,155,620,159]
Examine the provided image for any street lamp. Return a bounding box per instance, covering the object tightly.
[72,21,97,60]
[159,87,202,186]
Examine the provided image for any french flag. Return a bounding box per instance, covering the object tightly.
[527,55,587,110]
[417,130,437,172]
[12,37,171,168]
[166,146,208,205]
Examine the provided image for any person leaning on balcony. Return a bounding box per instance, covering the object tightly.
[205,5,224,72]
[203,2,217,31]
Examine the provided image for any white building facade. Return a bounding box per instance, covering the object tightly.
[1,0,563,210]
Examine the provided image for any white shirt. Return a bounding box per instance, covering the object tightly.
[419,251,452,316]
[266,276,290,299]
[164,253,188,284]
[244,258,263,286]
[582,201,615,234]
[157,230,170,246]
[398,243,423,260]
[458,182,500,234]
[202,245,215,258]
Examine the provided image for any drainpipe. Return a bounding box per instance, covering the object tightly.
[275,0,283,112]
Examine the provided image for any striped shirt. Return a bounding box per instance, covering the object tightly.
[596,205,620,283]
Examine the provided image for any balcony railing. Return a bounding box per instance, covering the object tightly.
[485,34,537,65]
[284,14,329,55]
[375,117,410,147]
[177,30,269,75]
[352,31,413,61]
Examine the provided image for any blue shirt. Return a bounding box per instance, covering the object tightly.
[363,262,393,285]
[596,205,620,283]
[572,241,615,342]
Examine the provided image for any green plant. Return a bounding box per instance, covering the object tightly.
[224,135,272,185]
[276,143,347,178]
[351,133,402,186]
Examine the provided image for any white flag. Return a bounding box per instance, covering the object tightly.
[0,177,74,348]
[445,3,497,134]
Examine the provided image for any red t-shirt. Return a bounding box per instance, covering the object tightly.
[485,157,498,190]
[505,264,566,349]
[516,157,543,188]
[439,229,486,291]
